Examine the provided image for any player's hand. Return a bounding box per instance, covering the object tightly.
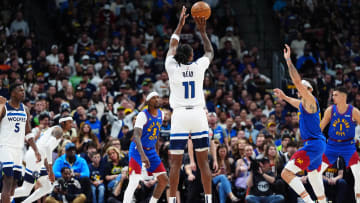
[283,44,291,60]
[190,161,197,171]
[273,88,285,100]
[0,96,7,105]
[194,16,206,33]
[141,155,150,168]
[213,161,218,172]
[187,174,196,181]
[35,151,42,163]
[178,6,189,27]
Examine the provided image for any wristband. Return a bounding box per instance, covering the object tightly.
[171,34,180,41]
[285,58,291,61]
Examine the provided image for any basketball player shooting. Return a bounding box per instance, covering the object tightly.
[273,45,326,203]
[165,5,214,203]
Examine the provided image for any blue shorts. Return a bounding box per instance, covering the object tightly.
[323,141,360,168]
[128,142,165,176]
[290,138,326,171]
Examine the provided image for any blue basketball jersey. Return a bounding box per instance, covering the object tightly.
[298,99,324,140]
[328,105,356,142]
[141,109,162,148]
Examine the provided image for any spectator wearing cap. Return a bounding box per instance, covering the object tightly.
[77,75,96,99]
[137,65,156,86]
[85,106,102,142]
[10,11,29,36]
[53,102,71,124]
[153,71,170,97]
[53,142,90,178]
[52,142,92,201]
[46,45,59,65]
[219,26,241,59]
[81,55,90,70]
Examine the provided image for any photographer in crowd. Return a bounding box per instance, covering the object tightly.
[245,157,284,203]
[45,167,86,203]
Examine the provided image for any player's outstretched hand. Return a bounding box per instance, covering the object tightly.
[141,155,150,168]
[194,16,206,33]
[178,6,189,27]
[284,44,291,60]
[273,88,285,100]
[0,96,7,105]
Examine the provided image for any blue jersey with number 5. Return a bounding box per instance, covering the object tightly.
[141,109,162,148]
[0,102,27,148]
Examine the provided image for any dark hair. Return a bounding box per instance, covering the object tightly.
[334,87,348,95]
[39,111,50,121]
[287,141,297,148]
[174,44,192,65]
[61,166,71,173]
[9,82,23,94]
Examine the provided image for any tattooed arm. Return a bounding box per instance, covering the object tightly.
[283,44,317,113]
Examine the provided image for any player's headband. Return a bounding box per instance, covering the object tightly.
[59,116,73,123]
[146,92,159,102]
[301,80,313,90]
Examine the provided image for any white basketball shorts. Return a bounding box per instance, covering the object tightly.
[0,145,24,181]
[169,106,209,154]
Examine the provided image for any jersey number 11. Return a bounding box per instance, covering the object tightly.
[182,81,195,99]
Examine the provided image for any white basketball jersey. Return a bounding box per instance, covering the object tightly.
[165,56,210,109]
[35,126,61,164]
[0,102,27,149]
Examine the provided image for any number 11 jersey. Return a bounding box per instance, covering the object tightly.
[165,55,210,109]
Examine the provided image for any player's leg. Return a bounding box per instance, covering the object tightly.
[150,173,168,203]
[0,147,15,203]
[191,108,212,203]
[281,150,312,203]
[123,153,143,203]
[1,173,14,203]
[168,108,189,203]
[169,153,183,203]
[349,151,360,203]
[22,176,52,203]
[306,140,326,203]
[147,150,168,203]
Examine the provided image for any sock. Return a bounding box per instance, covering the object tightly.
[169,197,176,203]
[307,170,325,201]
[149,196,158,203]
[205,194,212,203]
[289,177,312,203]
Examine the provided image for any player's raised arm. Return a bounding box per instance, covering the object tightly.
[194,17,214,62]
[283,44,316,113]
[320,106,333,131]
[273,88,301,109]
[167,6,189,57]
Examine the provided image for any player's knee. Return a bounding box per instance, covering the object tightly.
[158,175,168,187]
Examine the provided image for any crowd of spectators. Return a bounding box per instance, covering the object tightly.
[0,0,359,202]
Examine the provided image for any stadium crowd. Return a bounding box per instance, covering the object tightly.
[0,0,359,202]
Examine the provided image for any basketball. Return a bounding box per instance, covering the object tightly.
[191,1,211,20]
